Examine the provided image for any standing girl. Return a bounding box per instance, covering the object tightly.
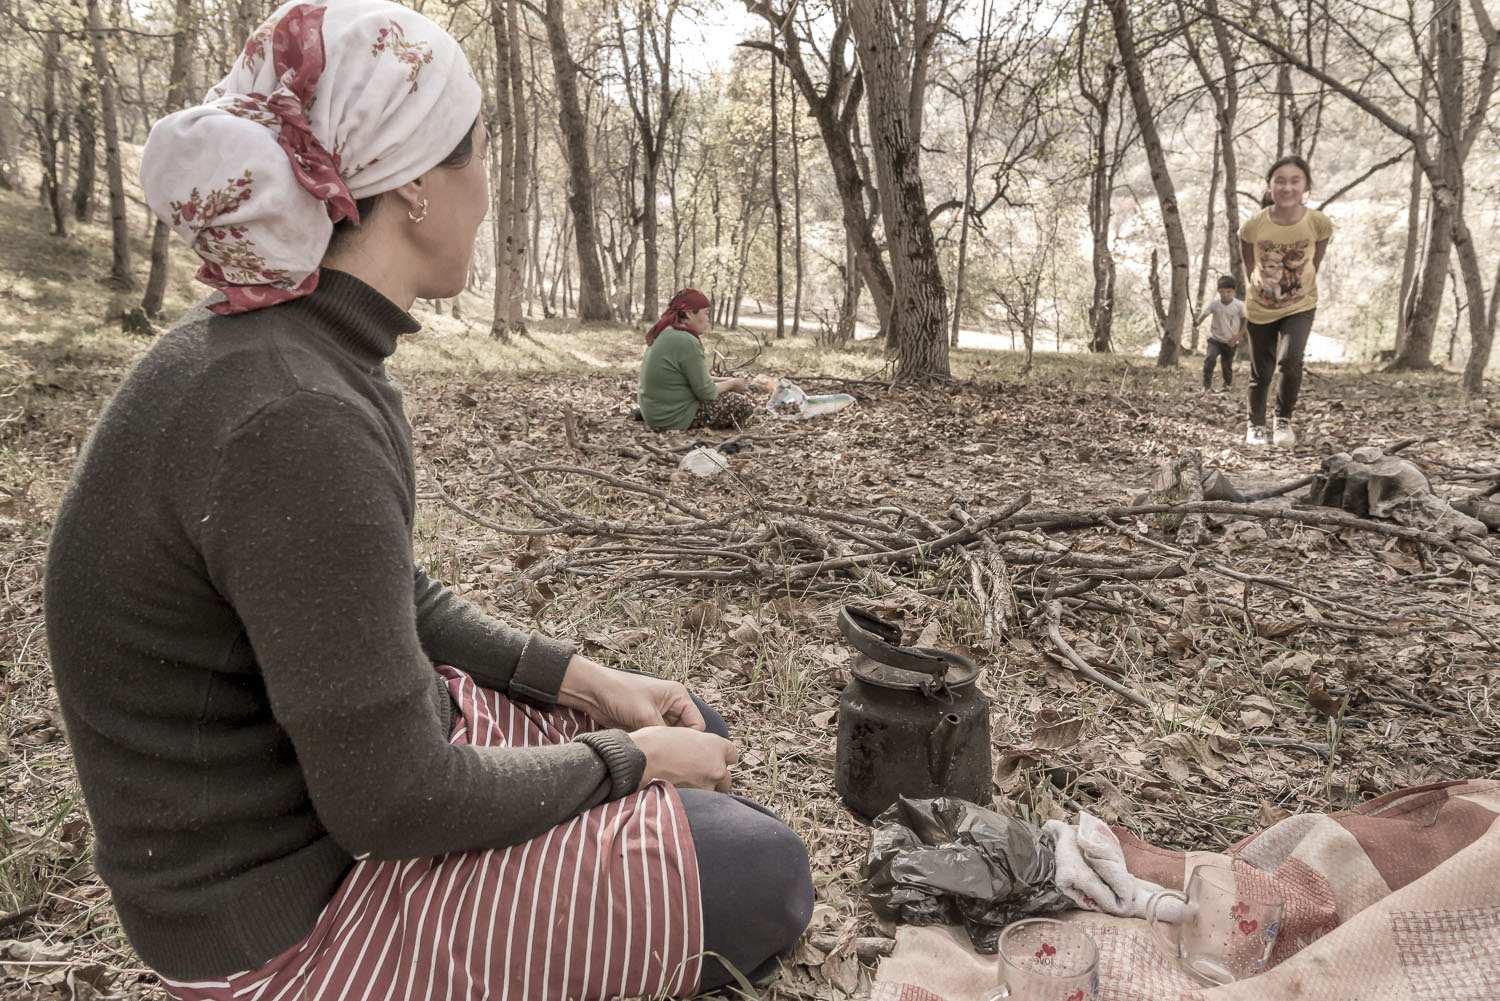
[1238,155,1333,447]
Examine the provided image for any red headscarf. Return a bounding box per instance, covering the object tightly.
[646,288,711,346]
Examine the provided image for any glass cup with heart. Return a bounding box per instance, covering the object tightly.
[982,918,1099,1001]
[1145,864,1283,985]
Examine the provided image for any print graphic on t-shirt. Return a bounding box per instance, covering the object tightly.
[1256,238,1310,308]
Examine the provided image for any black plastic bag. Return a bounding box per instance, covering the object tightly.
[863,796,1073,953]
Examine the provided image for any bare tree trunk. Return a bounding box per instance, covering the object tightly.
[832,230,860,344]
[1191,130,1221,353]
[1107,0,1188,367]
[1454,213,1494,392]
[542,0,611,321]
[72,76,97,223]
[39,26,68,237]
[790,83,803,339]
[1395,31,1435,358]
[1077,0,1118,353]
[140,0,194,319]
[951,0,994,349]
[742,7,895,344]
[87,0,133,286]
[1205,0,1243,293]
[1394,0,1463,371]
[506,0,529,335]
[769,36,785,340]
[490,0,516,341]
[846,0,950,381]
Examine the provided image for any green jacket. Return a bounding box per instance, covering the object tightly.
[637,327,718,430]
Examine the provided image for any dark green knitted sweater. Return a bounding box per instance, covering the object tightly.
[43,271,644,980]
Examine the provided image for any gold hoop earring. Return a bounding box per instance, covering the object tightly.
[408,199,428,224]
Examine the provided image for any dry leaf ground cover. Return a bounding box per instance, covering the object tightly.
[3,189,1499,999]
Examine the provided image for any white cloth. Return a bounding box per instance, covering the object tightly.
[139,0,481,313]
[1044,812,1186,922]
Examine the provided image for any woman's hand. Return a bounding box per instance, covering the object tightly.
[714,376,749,395]
[631,726,738,792]
[556,654,706,732]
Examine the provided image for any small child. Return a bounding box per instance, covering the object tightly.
[1197,275,1246,392]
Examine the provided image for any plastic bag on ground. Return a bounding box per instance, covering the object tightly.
[767,380,809,418]
[863,796,1074,953]
[678,445,729,476]
[767,379,855,421]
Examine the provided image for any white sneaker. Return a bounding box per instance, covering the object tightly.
[1245,424,1269,446]
[1272,417,1297,448]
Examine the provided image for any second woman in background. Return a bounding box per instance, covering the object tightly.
[637,288,756,430]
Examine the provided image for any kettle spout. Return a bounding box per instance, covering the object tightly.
[928,712,962,787]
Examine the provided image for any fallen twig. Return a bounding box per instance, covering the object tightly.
[1043,600,1151,709]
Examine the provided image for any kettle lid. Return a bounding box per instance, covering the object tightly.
[838,606,982,696]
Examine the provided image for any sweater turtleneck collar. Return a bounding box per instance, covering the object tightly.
[285,269,422,366]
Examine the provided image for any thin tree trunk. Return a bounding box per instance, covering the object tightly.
[1192,130,1221,353]
[1202,0,1243,293]
[1394,0,1463,371]
[833,230,860,344]
[87,0,133,286]
[1453,213,1493,392]
[141,0,194,319]
[542,0,611,321]
[40,26,67,237]
[743,10,895,345]
[490,0,515,341]
[790,84,803,339]
[1078,0,1117,353]
[1107,0,1188,367]
[950,0,992,350]
[769,35,785,339]
[506,0,529,334]
[1395,30,1435,356]
[72,75,97,223]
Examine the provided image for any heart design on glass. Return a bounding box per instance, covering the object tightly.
[1230,901,1250,917]
[1035,942,1057,958]
[1238,919,1259,935]
[1066,992,1085,1001]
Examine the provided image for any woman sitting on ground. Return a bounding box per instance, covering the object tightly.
[43,3,812,999]
[637,288,756,430]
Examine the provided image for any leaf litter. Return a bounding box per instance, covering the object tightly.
[4,327,1499,998]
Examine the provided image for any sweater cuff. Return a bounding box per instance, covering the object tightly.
[576,730,646,801]
[506,631,576,710]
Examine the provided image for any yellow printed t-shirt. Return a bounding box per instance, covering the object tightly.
[1238,206,1334,324]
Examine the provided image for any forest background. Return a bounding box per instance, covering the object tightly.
[2,0,1499,385]
[3,0,1500,998]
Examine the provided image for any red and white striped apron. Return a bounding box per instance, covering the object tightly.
[160,666,704,1001]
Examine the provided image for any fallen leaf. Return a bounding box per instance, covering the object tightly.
[1306,679,1345,717]
[1240,709,1274,729]
[0,938,73,963]
[823,951,860,994]
[682,601,719,634]
[1031,711,1085,750]
[1261,650,1316,682]
[1258,800,1292,826]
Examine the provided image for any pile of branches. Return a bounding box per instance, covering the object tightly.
[427,437,1500,748]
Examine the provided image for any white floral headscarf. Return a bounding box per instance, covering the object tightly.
[140,0,482,314]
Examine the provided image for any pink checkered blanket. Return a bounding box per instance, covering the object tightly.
[870,779,1500,1001]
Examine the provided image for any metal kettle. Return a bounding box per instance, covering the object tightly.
[833,607,993,820]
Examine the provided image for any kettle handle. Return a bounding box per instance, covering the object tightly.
[837,607,952,679]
